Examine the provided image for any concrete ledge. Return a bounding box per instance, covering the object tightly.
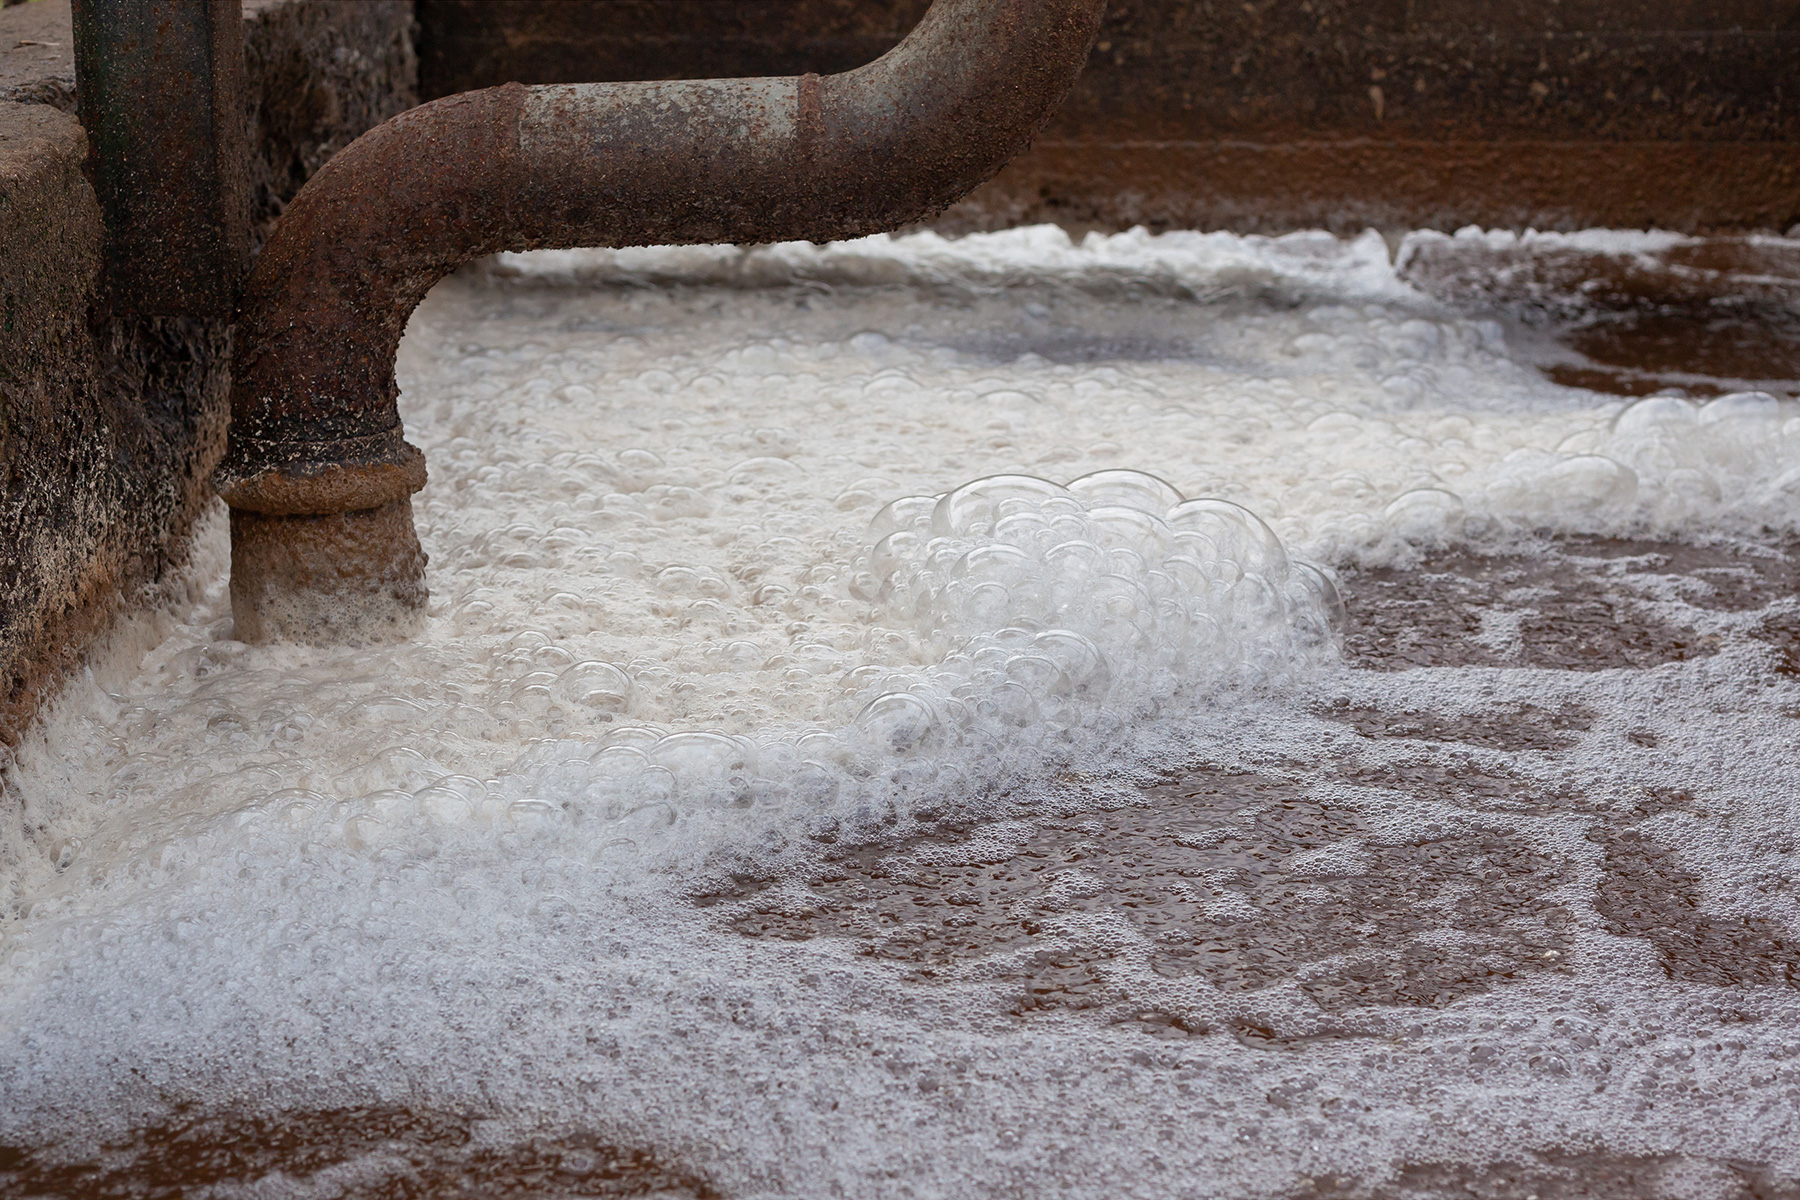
[0,1,74,112]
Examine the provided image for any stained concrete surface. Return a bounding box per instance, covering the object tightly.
[0,99,137,751]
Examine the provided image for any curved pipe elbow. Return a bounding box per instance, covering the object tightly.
[216,0,1104,643]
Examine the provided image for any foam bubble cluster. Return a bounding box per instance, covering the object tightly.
[866,469,1336,698]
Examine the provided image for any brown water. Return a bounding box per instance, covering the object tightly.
[1400,233,1800,401]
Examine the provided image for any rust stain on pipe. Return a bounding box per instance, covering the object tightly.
[215,0,1105,644]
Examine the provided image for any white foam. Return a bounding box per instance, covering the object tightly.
[2,227,1799,1195]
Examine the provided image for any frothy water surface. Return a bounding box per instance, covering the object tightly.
[3,227,1799,1197]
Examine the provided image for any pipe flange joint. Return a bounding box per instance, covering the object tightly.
[213,428,428,516]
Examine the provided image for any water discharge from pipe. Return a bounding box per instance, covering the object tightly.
[212,0,1106,644]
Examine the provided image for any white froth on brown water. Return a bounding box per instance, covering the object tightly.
[2,227,1799,1197]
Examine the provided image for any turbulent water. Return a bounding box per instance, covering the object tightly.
[2,226,1799,1197]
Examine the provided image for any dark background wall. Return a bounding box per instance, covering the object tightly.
[416,0,1800,234]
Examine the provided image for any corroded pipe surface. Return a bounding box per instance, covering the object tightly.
[71,0,250,317]
[215,0,1105,643]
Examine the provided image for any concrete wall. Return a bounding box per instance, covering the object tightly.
[0,0,415,745]
[416,0,1800,235]
[0,102,114,743]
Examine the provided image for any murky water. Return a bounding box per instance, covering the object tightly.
[2,227,1799,1198]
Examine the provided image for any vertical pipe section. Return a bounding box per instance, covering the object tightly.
[72,0,249,317]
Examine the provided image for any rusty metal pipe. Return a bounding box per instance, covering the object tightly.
[72,0,250,318]
[213,0,1104,644]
